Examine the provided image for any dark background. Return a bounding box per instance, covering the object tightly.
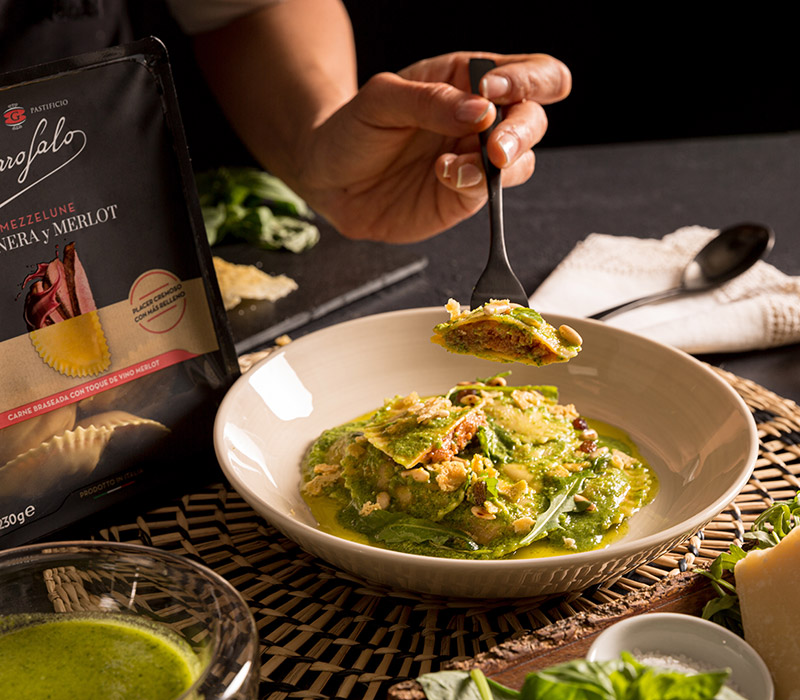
[1,3,795,155]
[342,2,798,147]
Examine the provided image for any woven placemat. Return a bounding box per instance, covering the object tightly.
[92,364,800,700]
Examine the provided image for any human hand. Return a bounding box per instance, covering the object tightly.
[298,52,571,243]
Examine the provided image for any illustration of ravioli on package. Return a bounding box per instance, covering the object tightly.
[0,39,239,545]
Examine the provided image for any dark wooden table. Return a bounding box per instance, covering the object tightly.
[276,130,800,404]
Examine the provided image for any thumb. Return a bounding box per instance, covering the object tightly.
[354,71,496,135]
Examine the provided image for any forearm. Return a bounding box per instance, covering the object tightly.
[192,0,357,191]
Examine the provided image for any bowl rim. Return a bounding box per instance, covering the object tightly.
[216,306,759,574]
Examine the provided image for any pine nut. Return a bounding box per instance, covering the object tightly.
[558,324,583,346]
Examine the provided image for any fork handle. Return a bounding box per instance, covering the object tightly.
[468,58,502,183]
[469,59,510,288]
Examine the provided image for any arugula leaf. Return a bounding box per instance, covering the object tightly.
[697,491,800,633]
[517,475,586,548]
[338,506,480,552]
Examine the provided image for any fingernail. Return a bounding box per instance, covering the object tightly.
[442,156,456,179]
[456,163,483,188]
[455,97,490,124]
[497,134,517,165]
[481,75,510,100]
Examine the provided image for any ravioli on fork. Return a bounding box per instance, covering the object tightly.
[431,299,582,366]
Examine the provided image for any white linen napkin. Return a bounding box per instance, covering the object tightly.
[528,225,800,354]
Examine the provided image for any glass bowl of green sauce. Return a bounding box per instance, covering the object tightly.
[0,540,259,700]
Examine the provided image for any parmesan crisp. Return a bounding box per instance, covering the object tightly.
[212,256,298,310]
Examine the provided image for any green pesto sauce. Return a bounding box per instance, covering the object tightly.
[303,417,657,559]
[0,615,202,700]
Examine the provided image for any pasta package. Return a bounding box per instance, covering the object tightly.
[0,40,239,546]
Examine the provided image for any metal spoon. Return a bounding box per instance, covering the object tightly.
[468,58,528,310]
[590,222,774,320]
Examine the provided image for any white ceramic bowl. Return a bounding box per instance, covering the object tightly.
[214,307,757,598]
[586,612,773,699]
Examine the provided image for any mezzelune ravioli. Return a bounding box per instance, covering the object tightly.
[301,376,657,560]
[431,299,582,367]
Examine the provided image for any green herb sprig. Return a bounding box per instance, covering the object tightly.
[696,491,800,635]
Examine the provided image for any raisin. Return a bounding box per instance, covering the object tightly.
[572,417,588,430]
[472,480,487,505]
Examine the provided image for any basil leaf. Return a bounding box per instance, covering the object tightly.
[418,670,519,700]
[195,167,319,252]
[419,653,741,700]
[477,426,513,464]
[418,671,483,700]
[201,203,227,245]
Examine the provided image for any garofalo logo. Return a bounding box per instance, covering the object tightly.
[0,115,87,209]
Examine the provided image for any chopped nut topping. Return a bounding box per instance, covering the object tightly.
[511,389,542,410]
[512,516,535,534]
[549,402,580,422]
[445,298,465,320]
[483,300,512,315]
[408,395,453,423]
[469,454,494,474]
[562,536,578,550]
[359,500,381,516]
[563,461,589,472]
[498,479,528,502]
[346,443,365,458]
[482,500,499,514]
[302,463,341,496]
[610,448,638,469]
[471,504,497,520]
[558,324,583,346]
[433,460,468,492]
[401,466,430,483]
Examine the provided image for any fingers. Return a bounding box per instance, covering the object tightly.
[488,99,549,168]
[435,149,536,196]
[477,53,572,105]
[355,71,498,136]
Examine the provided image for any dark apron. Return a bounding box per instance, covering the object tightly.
[0,0,255,171]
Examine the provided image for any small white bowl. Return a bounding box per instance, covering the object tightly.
[214,307,757,598]
[587,612,773,699]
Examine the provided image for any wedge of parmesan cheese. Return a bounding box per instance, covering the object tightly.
[735,524,800,699]
[212,256,298,310]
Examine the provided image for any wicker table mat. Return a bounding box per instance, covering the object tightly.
[91,364,800,700]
